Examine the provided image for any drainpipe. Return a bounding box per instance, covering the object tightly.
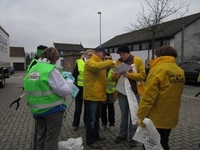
[181,23,185,61]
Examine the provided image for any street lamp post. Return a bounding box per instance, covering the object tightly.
[97,12,101,47]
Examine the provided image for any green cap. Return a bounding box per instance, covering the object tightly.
[36,45,48,56]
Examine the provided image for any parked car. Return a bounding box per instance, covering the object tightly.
[8,66,15,75]
[178,61,200,85]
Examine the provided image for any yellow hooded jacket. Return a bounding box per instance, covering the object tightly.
[83,54,115,101]
[137,56,185,129]
[114,56,146,96]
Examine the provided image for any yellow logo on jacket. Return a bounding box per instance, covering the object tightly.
[169,75,185,83]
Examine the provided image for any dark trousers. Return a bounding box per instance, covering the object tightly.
[85,100,102,145]
[72,86,86,127]
[33,122,37,150]
[157,129,171,150]
[34,111,64,150]
[143,128,171,150]
[101,103,115,126]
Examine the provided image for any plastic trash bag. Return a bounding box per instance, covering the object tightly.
[133,118,163,150]
[58,137,83,150]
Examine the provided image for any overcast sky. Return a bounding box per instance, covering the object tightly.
[1,0,200,53]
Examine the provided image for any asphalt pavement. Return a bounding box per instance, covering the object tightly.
[0,72,200,150]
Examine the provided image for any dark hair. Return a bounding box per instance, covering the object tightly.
[117,44,130,54]
[155,46,177,58]
[40,47,60,64]
[106,53,110,56]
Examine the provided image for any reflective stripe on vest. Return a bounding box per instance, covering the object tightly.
[76,59,85,86]
[106,69,116,93]
[27,90,55,96]
[29,98,65,109]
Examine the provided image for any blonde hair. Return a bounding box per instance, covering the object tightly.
[85,49,94,55]
[40,47,60,64]
[80,49,94,59]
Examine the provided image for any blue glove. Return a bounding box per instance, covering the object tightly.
[62,71,75,83]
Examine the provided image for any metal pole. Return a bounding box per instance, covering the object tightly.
[181,23,185,61]
[97,12,101,47]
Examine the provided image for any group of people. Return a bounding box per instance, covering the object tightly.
[23,44,185,150]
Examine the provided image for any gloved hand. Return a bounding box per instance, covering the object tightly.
[137,120,146,128]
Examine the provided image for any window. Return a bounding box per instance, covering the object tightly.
[108,48,113,53]
[188,63,199,72]
[180,62,199,72]
[141,43,149,50]
[128,45,132,51]
[60,51,63,56]
[61,60,63,67]
[114,47,118,53]
[154,41,161,48]
[163,40,170,46]
[133,44,139,51]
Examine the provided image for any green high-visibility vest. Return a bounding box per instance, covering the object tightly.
[23,62,66,115]
[106,68,116,93]
[76,59,85,87]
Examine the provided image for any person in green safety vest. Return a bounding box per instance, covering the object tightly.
[72,49,94,131]
[28,45,48,150]
[101,53,116,131]
[23,47,74,150]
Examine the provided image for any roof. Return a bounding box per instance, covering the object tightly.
[0,25,9,37]
[54,43,85,52]
[10,47,25,57]
[101,12,200,48]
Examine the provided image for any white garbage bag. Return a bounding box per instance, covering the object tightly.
[133,118,164,150]
[58,137,83,150]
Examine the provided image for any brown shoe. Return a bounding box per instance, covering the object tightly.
[88,142,101,149]
[97,136,106,141]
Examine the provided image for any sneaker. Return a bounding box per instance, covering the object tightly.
[88,142,101,149]
[109,125,115,131]
[72,126,78,131]
[115,136,126,143]
[130,140,137,148]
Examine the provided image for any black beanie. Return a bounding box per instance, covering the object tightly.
[117,44,130,54]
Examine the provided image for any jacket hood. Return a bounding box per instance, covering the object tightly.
[149,56,176,68]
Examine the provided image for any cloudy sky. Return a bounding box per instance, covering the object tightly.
[1,0,200,53]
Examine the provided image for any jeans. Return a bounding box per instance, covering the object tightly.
[85,100,102,145]
[118,93,139,140]
[72,86,86,127]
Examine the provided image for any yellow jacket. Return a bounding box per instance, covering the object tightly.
[83,54,115,101]
[137,56,185,129]
[114,56,146,96]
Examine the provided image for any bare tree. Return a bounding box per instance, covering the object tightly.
[127,0,189,59]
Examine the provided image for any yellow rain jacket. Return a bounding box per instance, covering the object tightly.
[114,56,146,96]
[83,54,115,101]
[137,56,185,129]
